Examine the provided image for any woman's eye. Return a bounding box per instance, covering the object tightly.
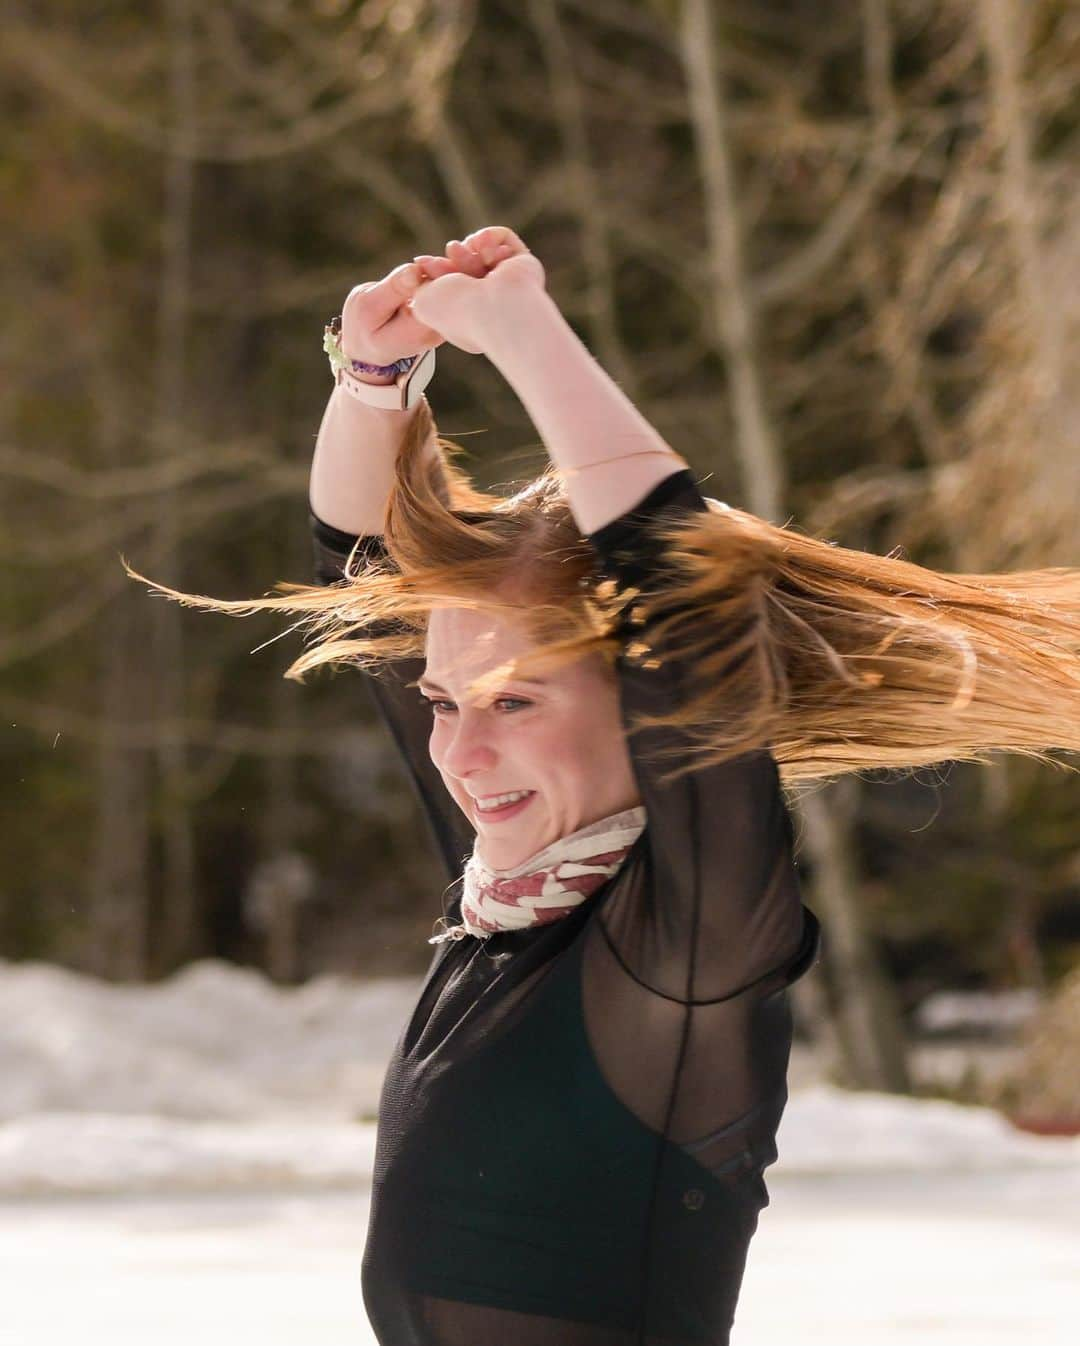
[424,697,531,714]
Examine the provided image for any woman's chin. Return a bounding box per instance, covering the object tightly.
[477,828,551,873]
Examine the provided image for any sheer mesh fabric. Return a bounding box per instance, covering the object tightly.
[310,468,822,1346]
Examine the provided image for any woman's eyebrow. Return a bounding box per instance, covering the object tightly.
[417,675,547,693]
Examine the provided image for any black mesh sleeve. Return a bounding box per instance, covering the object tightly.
[585,469,821,1004]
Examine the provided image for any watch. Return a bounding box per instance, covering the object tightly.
[336,346,436,411]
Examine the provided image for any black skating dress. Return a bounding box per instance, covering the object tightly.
[310,467,823,1346]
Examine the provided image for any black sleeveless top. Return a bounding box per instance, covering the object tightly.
[310,468,822,1346]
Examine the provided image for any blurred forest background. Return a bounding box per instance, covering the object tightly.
[2,0,1077,1111]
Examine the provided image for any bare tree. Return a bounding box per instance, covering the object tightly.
[148,0,199,972]
[672,0,911,1090]
[2,0,1075,1002]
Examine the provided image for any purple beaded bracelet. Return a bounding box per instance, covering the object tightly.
[351,354,419,376]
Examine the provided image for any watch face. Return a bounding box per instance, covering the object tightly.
[404,348,435,407]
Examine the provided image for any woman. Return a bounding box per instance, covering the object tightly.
[130,226,1080,1345]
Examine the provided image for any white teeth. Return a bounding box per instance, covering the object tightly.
[475,790,533,812]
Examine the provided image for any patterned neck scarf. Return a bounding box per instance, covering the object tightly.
[428,805,646,945]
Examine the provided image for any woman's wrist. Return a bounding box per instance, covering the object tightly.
[331,377,424,425]
[480,285,566,376]
[482,287,605,409]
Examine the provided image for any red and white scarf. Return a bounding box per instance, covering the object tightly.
[429,806,646,944]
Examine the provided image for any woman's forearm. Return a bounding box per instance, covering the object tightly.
[484,291,688,535]
[308,381,431,536]
[308,284,687,539]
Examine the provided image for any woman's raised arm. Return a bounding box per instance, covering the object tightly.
[483,289,690,535]
[308,260,447,536]
[408,230,689,536]
[308,380,427,536]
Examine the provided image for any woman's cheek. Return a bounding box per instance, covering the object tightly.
[522,711,572,761]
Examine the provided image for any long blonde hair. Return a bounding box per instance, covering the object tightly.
[125,397,1080,789]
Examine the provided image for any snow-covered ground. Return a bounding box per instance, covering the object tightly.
[3,1168,1077,1346]
[1,957,1077,1345]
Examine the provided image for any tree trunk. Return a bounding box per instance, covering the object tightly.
[89,591,151,981]
[149,0,199,974]
[245,667,315,985]
[678,0,911,1090]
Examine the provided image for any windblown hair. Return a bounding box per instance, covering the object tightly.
[126,398,1080,789]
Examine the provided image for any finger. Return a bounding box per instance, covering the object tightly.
[342,267,449,361]
[464,241,516,270]
[380,306,445,352]
[445,239,487,278]
[419,248,508,279]
[462,227,528,265]
[413,254,457,281]
[346,262,424,330]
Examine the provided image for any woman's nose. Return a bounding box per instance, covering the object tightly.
[440,711,497,778]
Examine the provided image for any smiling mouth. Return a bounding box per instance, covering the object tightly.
[472,791,537,820]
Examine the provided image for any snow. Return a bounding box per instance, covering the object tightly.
[0,1113,377,1197]
[1,955,1077,1196]
[775,1083,1080,1172]
[2,1171,1078,1346]
[0,957,414,1122]
[912,987,1042,1035]
[1,956,1076,1344]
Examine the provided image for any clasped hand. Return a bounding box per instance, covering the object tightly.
[341,227,547,367]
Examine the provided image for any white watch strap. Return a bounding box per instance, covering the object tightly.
[335,347,436,411]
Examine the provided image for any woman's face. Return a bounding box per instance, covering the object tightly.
[422,604,641,871]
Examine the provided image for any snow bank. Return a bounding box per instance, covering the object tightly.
[1,956,1077,1195]
[774,1085,1080,1173]
[0,1114,377,1196]
[912,987,1041,1035]
[0,956,415,1120]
